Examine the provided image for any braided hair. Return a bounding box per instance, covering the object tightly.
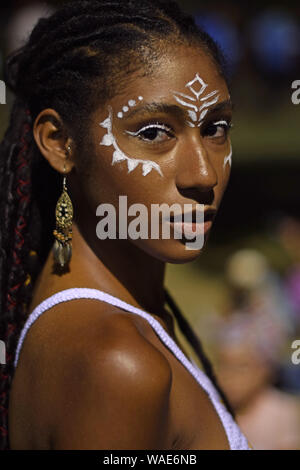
[0,0,232,450]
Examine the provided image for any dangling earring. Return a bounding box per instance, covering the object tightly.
[52,145,73,268]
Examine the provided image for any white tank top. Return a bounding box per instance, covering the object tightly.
[14,287,253,450]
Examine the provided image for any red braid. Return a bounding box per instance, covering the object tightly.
[0,106,33,448]
[6,110,32,313]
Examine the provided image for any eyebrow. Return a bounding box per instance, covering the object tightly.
[123,99,234,121]
[206,99,234,114]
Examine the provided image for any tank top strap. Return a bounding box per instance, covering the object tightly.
[15,287,219,397]
[14,287,252,450]
[14,287,203,380]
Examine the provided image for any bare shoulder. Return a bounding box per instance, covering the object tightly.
[15,298,173,449]
[20,296,171,377]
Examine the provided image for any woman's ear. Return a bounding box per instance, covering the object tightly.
[33,108,75,174]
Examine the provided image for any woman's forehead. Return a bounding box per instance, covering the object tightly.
[110,50,228,111]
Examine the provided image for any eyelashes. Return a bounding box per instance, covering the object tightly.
[212,120,232,128]
[126,123,173,136]
[124,119,233,144]
[201,119,233,139]
[125,122,174,143]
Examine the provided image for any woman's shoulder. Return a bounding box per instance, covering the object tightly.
[11,293,173,449]
[23,289,172,377]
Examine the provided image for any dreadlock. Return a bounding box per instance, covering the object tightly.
[0,0,232,449]
[164,289,235,417]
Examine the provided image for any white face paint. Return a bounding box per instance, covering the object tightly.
[172,73,220,128]
[100,77,231,178]
[173,75,232,170]
[223,142,232,169]
[99,106,163,177]
[117,96,143,119]
[211,119,232,169]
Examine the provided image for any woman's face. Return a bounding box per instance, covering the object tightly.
[74,45,232,263]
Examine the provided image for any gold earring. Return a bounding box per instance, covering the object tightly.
[52,145,73,268]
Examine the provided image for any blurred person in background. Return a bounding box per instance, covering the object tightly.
[277,216,300,326]
[214,311,300,450]
[225,249,295,335]
[275,216,300,393]
[207,249,300,449]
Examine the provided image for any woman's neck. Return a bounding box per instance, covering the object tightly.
[57,220,173,328]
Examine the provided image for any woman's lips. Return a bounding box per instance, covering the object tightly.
[161,208,216,241]
[168,219,212,238]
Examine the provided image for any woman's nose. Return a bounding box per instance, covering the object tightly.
[175,137,218,192]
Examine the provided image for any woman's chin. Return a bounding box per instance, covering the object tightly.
[132,236,208,264]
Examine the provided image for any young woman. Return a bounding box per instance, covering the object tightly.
[0,0,252,450]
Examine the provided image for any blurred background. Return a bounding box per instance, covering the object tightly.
[0,0,300,450]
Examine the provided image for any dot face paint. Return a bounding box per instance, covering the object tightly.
[172,73,220,128]
[117,95,144,119]
[99,106,164,177]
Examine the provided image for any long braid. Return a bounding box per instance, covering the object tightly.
[164,289,235,418]
[0,99,39,449]
[0,0,231,449]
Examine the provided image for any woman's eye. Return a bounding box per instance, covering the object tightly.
[126,124,174,143]
[203,120,231,139]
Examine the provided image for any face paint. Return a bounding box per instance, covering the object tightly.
[223,142,232,169]
[172,73,220,128]
[214,118,232,170]
[100,106,163,177]
[117,96,143,119]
